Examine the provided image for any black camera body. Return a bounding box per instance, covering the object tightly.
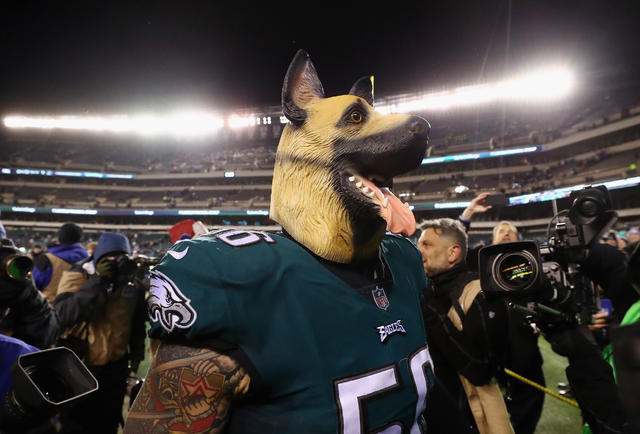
[114,254,137,281]
[478,185,617,330]
[479,240,598,328]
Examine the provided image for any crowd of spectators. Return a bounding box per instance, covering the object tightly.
[7,228,171,260]
[2,142,638,211]
[3,139,278,175]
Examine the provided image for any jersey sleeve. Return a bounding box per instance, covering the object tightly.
[383,234,428,296]
[147,232,278,341]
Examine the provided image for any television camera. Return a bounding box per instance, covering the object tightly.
[1,347,98,432]
[0,239,33,283]
[478,185,618,330]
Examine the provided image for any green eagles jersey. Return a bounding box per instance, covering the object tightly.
[148,229,432,433]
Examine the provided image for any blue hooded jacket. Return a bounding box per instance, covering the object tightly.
[32,243,89,291]
[0,335,38,401]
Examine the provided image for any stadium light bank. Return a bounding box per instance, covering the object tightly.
[2,66,574,135]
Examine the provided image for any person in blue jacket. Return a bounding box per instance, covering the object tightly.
[32,222,88,304]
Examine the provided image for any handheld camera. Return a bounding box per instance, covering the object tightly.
[478,185,617,329]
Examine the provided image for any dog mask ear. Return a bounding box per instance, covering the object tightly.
[282,50,325,126]
[348,76,374,106]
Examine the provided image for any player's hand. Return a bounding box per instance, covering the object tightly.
[461,193,493,220]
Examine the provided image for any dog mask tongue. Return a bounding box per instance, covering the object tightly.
[358,177,417,236]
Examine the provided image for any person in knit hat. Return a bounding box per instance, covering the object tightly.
[32,222,88,304]
[54,231,145,434]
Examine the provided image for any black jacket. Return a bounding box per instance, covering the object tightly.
[579,243,639,323]
[422,262,509,433]
[54,258,147,366]
[0,280,60,349]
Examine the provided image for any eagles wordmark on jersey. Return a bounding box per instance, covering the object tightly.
[148,229,433,433]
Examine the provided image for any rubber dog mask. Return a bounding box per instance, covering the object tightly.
[270,50,430,263]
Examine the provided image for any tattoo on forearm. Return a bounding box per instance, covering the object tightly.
[124,343,251,433]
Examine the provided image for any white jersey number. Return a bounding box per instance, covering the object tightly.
[333,346,433,434]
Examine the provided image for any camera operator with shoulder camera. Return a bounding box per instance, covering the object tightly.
[1,238,98,434]
[458,193,546,434]
[418,218,513,434]
[0,238,59,349]
[53,232,146,434]
[478,186,636,434]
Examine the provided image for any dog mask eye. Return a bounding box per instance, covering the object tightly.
[350,110,363,123]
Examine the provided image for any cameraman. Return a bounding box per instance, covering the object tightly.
[0,238,60,432]
[459,194,545,434]
[580,241,639,324]
[418,218,512,433]
[53,232,146,434]
[0,239,60,349]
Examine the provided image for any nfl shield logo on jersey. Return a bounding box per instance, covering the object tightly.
[372,286,390,311]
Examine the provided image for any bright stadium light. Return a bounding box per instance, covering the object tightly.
[3,112,224,137]
[2,65,575,136]
[4,115,130,132]
[165,112,224,137]
[228,115,261,129]
[375,66,575,114]
[498,67,575,100]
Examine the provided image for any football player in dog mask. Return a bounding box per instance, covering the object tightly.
[125,50,432,434]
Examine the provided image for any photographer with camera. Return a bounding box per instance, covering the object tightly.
[477,186,636,433]
[0,238,97,434]
[458,193,546,434]
[53,232,146,434]
[0,239,60,349]
[418,218,513,433]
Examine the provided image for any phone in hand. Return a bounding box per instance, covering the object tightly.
[484,193,509,207]
[599,298,613,317]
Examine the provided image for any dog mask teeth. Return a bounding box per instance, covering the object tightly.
[354,178,416,237]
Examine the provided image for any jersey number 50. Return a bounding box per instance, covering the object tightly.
[334,346,432,434]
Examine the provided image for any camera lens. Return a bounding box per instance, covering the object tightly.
[492,251,538,292]
[4,255,34,280]
[578,198,600,217]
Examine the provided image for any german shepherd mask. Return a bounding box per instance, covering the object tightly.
[270,50,430,263]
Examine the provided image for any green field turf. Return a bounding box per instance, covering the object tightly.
[534,337,584,433]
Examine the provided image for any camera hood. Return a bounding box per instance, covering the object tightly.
[11,346,98,414]
[478,241,543,297]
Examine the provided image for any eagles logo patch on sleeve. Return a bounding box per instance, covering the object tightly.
[148,270,197,332]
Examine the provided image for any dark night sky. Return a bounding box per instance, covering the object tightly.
[1,1,638,115]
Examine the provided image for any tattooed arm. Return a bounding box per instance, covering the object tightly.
[124,342,251,433]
